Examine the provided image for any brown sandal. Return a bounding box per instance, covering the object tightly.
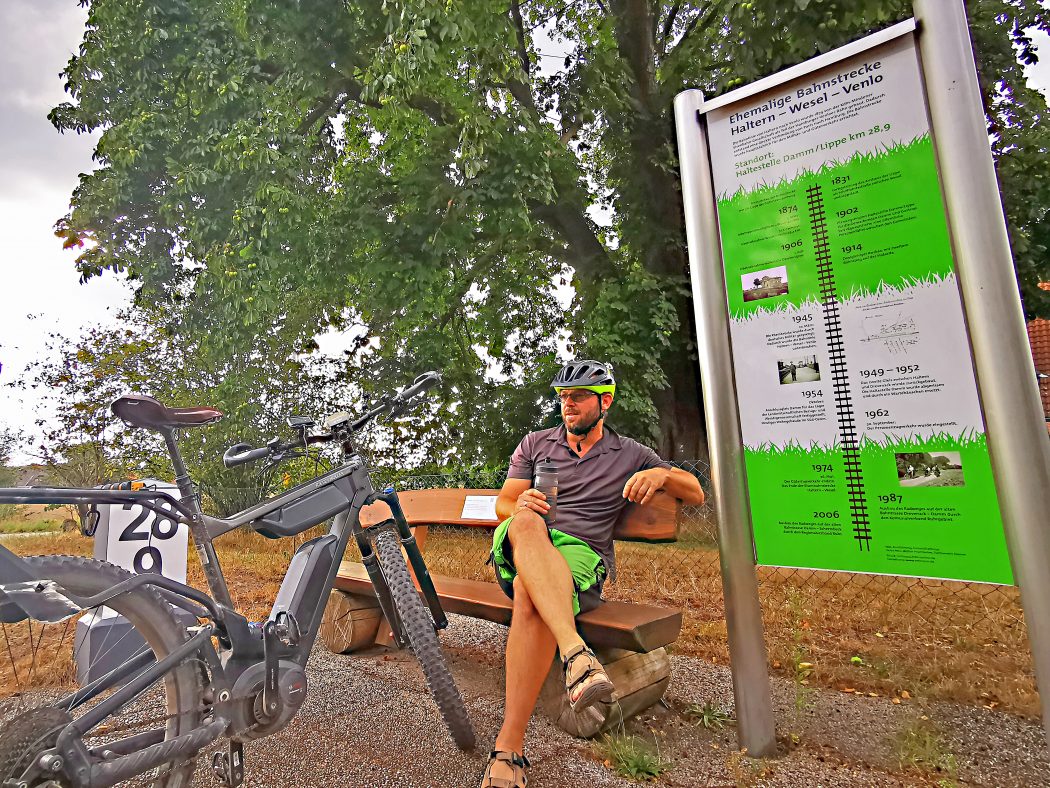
[562,644,615,713]
[480,750,530,788]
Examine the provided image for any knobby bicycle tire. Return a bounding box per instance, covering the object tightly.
[371,528,475,751]
[0,556,203,787]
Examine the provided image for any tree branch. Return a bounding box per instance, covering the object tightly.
[296,89,348,135]
[527,198,615,279]
[505,78,539,114]
[510,0,531,75]
[664,2,726,64]
[610,0,657,111]
[296,77,458,136]
[660,3,680,50]
[559,120,583,146]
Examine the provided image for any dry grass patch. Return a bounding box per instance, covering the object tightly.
[0,617,79,700]
[0,504,77,534]
[1,532,92,559]
[414,530,1035,717]
[3,525,1035,717]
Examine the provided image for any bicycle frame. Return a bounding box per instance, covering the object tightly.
[0,450,446,651]
[0,436,449,783]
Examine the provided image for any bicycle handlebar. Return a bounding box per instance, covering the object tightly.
[222,371,442,468]
[223,442,278,468]
[398,371,442,402]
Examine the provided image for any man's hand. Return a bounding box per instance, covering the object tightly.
[515,488,550,516]
[623,467,671,504]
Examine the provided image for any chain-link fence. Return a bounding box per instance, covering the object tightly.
[206,461,1031,713]
[366,462,1034,715]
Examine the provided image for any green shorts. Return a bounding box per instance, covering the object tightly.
[490,515,606,616]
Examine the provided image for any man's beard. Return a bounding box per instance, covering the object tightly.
[567,414,601,436]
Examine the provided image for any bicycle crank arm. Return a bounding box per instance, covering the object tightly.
[262,620,281,719]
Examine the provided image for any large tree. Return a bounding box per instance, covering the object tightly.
[52,0,1050,463]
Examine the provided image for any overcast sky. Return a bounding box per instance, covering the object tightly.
[1,1,128,462]
[1,1,1049,464]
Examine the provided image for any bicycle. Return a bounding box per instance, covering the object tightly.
[0,371,475,788]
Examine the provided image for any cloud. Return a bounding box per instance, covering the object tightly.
[0,1,127,460]
[0,0,99,201]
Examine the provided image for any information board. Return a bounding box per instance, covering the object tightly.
[702,24,1012,583]
[77,479,189,684]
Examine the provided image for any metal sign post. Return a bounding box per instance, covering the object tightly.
[674,92,777,758]
[676,0,1050,751]
[914,0,1050,746]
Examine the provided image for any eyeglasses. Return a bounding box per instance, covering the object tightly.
[557,391,597,404]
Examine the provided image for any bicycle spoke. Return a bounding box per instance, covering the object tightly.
[26,619,47,693]
[0,557,204,787]
[1,621,20,691]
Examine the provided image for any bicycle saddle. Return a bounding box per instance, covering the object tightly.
[111,394,223,430]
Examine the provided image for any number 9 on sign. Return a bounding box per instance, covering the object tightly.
[133,545,164,574]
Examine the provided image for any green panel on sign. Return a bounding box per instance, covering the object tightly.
[745,434,1012,583]
[719,138,955,318]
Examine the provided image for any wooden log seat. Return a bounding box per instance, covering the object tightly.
[321,487,685,738]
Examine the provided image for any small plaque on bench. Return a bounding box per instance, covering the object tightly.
[460,495,498,520]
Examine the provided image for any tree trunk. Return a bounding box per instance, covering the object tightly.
[602,6,711,466]
[654,327,708,465]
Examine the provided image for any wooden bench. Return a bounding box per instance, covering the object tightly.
[319,488,684,738]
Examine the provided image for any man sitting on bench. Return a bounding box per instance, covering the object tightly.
[481,360,704,788]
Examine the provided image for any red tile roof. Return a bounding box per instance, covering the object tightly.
[1027,318,1050,419]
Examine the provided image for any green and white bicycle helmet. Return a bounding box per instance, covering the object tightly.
[551,360,616,396]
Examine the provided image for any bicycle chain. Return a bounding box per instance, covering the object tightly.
[81,701,212,741]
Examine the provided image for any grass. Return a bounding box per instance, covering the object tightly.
[686,701,733,731]
[2,518,1036,719]
[718,135,934,204]
[406,524,1036,717]
[593,732,668,781]
[0,519,63,535]
[786,590,814,721]
[744,429,990,456]
[0,503,71,535]
[724,748,773,787]
[893,716,958,779]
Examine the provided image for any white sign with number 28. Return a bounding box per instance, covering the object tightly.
[94,480,188,585]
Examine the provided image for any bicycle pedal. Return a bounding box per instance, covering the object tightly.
[211,741,244,787]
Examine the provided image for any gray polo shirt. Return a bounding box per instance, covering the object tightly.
[506,424,670,579]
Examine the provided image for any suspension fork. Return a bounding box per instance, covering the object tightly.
[354,519,407,648]
[369,490,448,630]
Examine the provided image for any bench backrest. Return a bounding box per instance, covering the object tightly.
[360,488,680,542]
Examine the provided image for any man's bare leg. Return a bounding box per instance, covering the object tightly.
[505,511,612,710]
[506,510,586,653]
[492,577,556,755]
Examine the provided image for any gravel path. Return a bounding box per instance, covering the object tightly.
[194,615,1048,787]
